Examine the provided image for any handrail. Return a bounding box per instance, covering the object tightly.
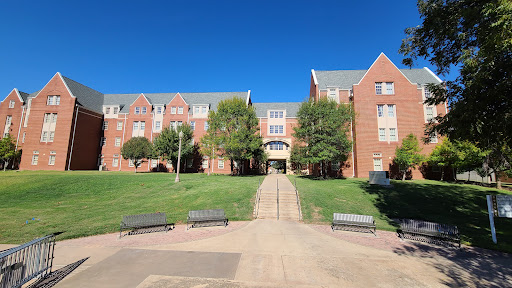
[277,179,279,220]
[294,178,302,221]
[255,179,261,218]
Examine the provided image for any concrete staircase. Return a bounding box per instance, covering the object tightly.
[254,174,301,221]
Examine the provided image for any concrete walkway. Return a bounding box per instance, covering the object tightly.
[256,174,300,221]
[31,219,512,287]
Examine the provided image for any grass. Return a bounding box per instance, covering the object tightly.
[289,175,512,253]
[0,171,264,244]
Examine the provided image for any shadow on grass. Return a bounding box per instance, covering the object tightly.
[392,241,512,287]
[296,175,347,181]
[358,180,512,253]
[27,257,89,288]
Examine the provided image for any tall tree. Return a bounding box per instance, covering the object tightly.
[400,0,512,186]
[199,127,220,176]
[427,139,459,181]
[207,96,263,175]
[394,134,424,181]
[120,136,153,173]
[153,124,194,172]
[0,135,20,171]
[292,98,353,178]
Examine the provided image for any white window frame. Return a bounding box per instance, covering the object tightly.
[155,121,161,131]
[9,100,15,108]
[100,137,106,146]
[103,121,108,130]
[202,159,209,169]
[113,107,119,114]
[31,154,39,165]
[178,107,184,114]
[171,107,176,114]
[190,121,195,130]
[117,121,123,130]
[204,121,209,130]
[48,154,56,166]
[105,107,111,114]
[389,128,397,141]
[378,128,386,141]
[142,107,147,114]
[385,82,394,94]
[387,105,395,118]
[375,82,382,95]
[112,156,119,167]
[135,107,140,115]
[156,106,163,114]
[377,105,384,117]
[115,137,121,147]
[373,158,383,171]
[218,159,224,169]
[426,106,434,122]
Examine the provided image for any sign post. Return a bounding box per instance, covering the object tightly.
[487,195,512,244]
[486,195,498,244]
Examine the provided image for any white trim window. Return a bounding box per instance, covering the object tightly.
[128,159,134,167]
[204,121,209,130]
[40,113,57,142]
[378,128,386,141]
[373,158,383,171]
[151,159,158,168]
[155,121,161,131]
[170,121,176,130]
[48,151,56,166]
[389,128,397,141]
[103,121,108,130]
[377,105,384,117]
[430,132,438,143]
[425,88,431,99]
[140,121,145,130]
[32,154,39,165]
[115,137,121,147]
[328,88,337,102]
[190,121,195,130]
[171,107,176,114]
[178,107,184,114]
[105,107,111,114]
[47,95,60,105]
[156,106,163,114]
[376,83,394,95]
[100,137,106,146]
[269,125,284,134]
[218,159,224,169]
[112,155,119,167]
[9,100,15,108]
[117,121,123,130]
[426,106,434,122]
[375,82,382,95]
[269,111,284,118]
[22,132,26,143]
[142,107,147,114]
[386,82,394,94]
[202,158,209,169]
[113,107,119,114]
[387,105,395,117]
[135,107,140,114]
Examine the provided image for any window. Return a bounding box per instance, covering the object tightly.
[201,106,207,114]
[387,105,395,117]
[48,153,56,166]
[269,125,284,134]
[142,107,147,114]
[429,132,438,143]
[377,105,384,117]
[135,107,140,114]
[328,88,337,101]
[22,132,26,143]
[190,121,195,130]
[386,82,394,94]
[156,106,162,114]
[151,159,158,168]
[177,121,182,127]
[47,95,60,105]
[115,137,121,147]
[155,121,161,131]
[202,159,209,169]
[105,107,111,114]
[113,107,119,114]
[378,128,386,141]
[425,89,431,99]
[373,158,383,171]
[129,159,134,167]
[375,83,382,95]
[204,121,209,130]
[426,106,434,121]
[9,100,15,108]
[32,154,39,165]
[112,156,119,167]
[171,107,176,114]
[389,128,397,141]
[117,121,123,130]
[41,131,48,142]
[41,113,57,142]
[100,137,106,146]
[218,159,224,169]
[170,121,176,130]
[270,111,284,118]
[133,122,139,130]
[190,138,194,145]
[103,121,108,130]
[49,132,55,142]
[4,116,12,137]
[194,106,199,114]
[178,107,183,114]
[267,141,284,150]
[44,114,50,123]
[140,121,145,130]
[51,114,57,123]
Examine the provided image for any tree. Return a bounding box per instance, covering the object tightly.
[290,144,308,174]
[0,135,20,171]
[453,140,486,181]
[207,96,263,175]
[427,139,459,181]
[292,98,353,179]
[400,0,512,187]
[394,134,424,181]
[120,136,153,173]
[153,125,194,173]
[199,126,220,176]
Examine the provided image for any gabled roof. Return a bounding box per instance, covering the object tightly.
[18,91,29,102]
[400,68,443,86]
[61,75,104,113]
[314,70,367,90]
[252,102,302,118]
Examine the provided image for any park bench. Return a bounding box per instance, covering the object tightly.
[331,213,376,234]
[398,219,460,248]
[120,212,174,238]
[187,209,228,230]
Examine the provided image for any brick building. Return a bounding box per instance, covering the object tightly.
[1,53,444,178]
[310,53,446,179]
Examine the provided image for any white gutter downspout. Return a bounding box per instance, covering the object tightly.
[120,113,127,171]
[15,106,25,150]
[350,94,355,178]
[68,105,79,170]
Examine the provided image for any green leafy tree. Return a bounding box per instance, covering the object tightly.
[290,144,308,174]
[0,135,21,171]
[428,139,459,181]
[394,134,424,181]
[453,140,486,181]
[153,125,194,173]
[207,96,263,175]
[199,126,221,176]
[120,136,153,173]
[292,98,353,179]
[400,0,512,187]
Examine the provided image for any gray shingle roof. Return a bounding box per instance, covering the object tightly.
[62,75,104,113]
[18,91,29,102]
[315,67,442,90]
[252,102,302,118]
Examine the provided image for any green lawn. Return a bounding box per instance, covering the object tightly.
[0,171,263,244]
[289,175,512,253]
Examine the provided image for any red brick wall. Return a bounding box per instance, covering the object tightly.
[68,107,103,170]
[0,90,24,145]
[19,74,76,171]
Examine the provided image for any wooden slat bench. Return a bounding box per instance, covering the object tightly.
[120,212,174,238]
[331,213,376,234]
[398,219,460,247]
[187,209,228,230]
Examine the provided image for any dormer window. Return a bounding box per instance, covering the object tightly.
[47,95,60,105]
[106,107,111,114]
[113,107,118,114]
[328,88,337,101]
[270,111,284,118]
[156,106,163,114]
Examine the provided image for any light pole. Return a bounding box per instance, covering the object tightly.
[175,131,183,183]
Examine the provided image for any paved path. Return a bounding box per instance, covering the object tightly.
[256,174,300,221]
[35,219,512,288]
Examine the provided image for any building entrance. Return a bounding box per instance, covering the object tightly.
[267,160,286,174]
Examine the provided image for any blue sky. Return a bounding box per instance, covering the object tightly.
[0,0,457,103]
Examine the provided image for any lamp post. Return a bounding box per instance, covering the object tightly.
[175,131,183,183]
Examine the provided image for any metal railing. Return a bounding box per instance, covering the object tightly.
[255,179,262,218]
[0,233,61,288]
[277,179,279,220]
[294,179,302,221]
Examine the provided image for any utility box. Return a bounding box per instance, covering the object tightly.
[369,171,390,186]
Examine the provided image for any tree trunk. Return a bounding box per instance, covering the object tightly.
[230,159,234,175]
[134,163,137,173]
[441,169,444,181]
[208,162,211,176]
[3,160,8,171]
[402,169,406,181]
[496,171,502,189]
[322,161,327,179]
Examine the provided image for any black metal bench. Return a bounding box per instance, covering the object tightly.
[331,213,376,234]
[187,209,228,230]
[398,219,460,247]
[120,212,174,238]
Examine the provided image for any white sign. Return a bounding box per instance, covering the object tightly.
[496,195,512,218]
